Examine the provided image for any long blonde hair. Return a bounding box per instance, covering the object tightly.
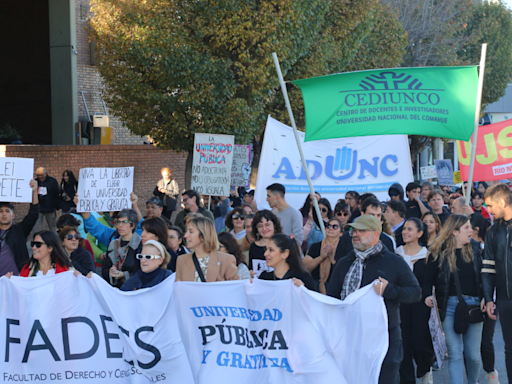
[429,214,473,272]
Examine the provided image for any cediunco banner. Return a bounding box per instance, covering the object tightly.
[0,273,388,384]
[291,66,478,142]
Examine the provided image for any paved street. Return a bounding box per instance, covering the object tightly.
[417,320,508,383]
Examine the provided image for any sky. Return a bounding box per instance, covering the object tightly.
[503,0,512,9]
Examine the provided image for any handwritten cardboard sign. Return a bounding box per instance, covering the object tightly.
[434,159,454,185]
[231,145,252,187]
[428,291,447,369]
[0,157,34,203]
[191,133,234,195]
[77,167,134,213]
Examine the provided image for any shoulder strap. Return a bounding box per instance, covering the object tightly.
[452,269,465,303]
[192,254,206,282]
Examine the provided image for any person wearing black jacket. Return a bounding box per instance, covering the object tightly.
[0,180,39,276]
[384,200,406,248]
[59,226,95,275]
[153,167,179,220]
[34,167,60,233]
[423,215,484,384]
[60,170,78,214]
[483,183,512,383]
[328,215,421,384]
[335,198,394,262]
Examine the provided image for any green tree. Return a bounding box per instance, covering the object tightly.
[458,2,512,108]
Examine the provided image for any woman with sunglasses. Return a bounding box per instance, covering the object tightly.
[102,209,142,288]
[249,210,282,275]
[176,215,239,282]
[303,198,332,252]
[167,225,190,272]
[395,218,434,384]
[17,231,73,277]
[121,240,172,291]
[334,200,351,225]
[59,226,95,276]
[225,207,246,241]
[304,217,343,293]
[259,234,316,291]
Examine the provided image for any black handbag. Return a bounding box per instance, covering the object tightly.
[453,269,485,334]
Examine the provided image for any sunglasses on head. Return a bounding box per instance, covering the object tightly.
[65,234,80,241]
[31,241,46,248]
[115,220,133,225]
[336,212,350,217]
[232,214,245,220]
[327,224,339,229]
[136,254,162,260]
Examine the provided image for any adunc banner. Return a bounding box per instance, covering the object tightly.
[291,66,478,142]
[255,116,413,210]
[0,273,388,384]
[457,118,512,181]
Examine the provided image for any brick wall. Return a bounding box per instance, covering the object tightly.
[75,0,147,145]
[1,145,187,223]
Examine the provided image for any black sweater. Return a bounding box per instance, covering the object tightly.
[8,203,39,272]
[70,246,95,275]
[328,245,421,334]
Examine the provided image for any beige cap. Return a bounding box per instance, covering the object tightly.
[347,215,382,232]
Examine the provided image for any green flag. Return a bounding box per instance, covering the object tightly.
[291,66,478,142]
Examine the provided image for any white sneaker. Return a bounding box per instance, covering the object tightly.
[486,370,499,384]
[422,369,433,384]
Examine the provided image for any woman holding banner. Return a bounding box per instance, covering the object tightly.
[396,218,434,384]
[249,210,282,275]
[121,240,172,291]
[15,231,73,277]
[59,226,95,276]
[423,215,484,384]
[259,234,316,291]
[176,216,239,282]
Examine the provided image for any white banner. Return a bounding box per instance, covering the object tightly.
[0,157,34,203]
[0,273,388,384]
[255,117,413,211]
[231,145,252,187]
[192,133,234,196]
[77,167,134,213]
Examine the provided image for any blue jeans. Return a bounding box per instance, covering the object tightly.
[442,296,483,384]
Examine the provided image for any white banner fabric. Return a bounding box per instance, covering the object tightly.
[255,116,413,211]
[0,273,388,384]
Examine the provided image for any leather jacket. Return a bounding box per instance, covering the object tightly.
[423,240,483,321]
[482,218,512,302]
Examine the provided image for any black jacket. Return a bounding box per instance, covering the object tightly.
[121,269,173,291]
[60,181,77,212]
[422,240,483,321]
[7,203,39,272]
[70,246,95,275]
[335,230,395,262]
[328,244,421,333]
[394,223,405,248]
[436,207,451,226]
[482,218,512,302]
[38,176,61,213]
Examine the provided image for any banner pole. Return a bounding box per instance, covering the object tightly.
[465,43,487,205]
[272,52,326,237]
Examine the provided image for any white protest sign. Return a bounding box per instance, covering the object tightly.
[0,273,388,384]
[420,165,437,180]
[255,117,413,211]
[231,145,252,187]
[77,167,134,212]
[0,157,34,203]
[428,292,447,369]
[252,259,273,278]
[434,159,454,185]
[192,133,234,196]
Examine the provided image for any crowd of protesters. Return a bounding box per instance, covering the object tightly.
[2,163,512,384]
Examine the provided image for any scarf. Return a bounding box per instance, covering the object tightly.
[340,241,383,300]
[396,246,428,270]
[319,238,339,295]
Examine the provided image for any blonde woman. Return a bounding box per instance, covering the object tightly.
[176,216,239,282]
[423,215,484,384]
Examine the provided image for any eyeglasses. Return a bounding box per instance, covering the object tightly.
[136,254,162,260]
[320,208,327,213]
[35,174,45,178]
[115,220,133,226]
[327,224,339,229]
[256,222,273,230]
[232,214,245,220]
[31,241,46,248]
[65,234,80,240]
[169,235,178,239]
[349,228,374,236]
[182,197,190,203]
[336,212,350,217]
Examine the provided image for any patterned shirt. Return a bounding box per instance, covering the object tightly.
[194,255,210,282]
